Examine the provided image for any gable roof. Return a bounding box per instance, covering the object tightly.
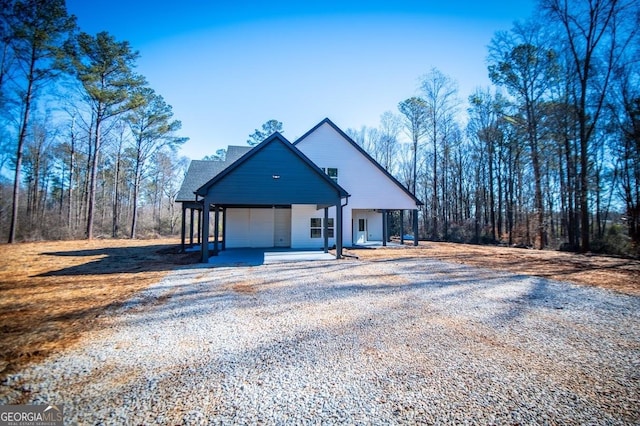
[294,118,423,206]
[176,145,252,202]
[225,145,252,163]
[196,132,349,204]
[176,160,226,202]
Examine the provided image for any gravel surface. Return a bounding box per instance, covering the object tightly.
[1,257,639,424]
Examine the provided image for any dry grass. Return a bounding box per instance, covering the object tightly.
[0,238,198,380]
[347,241,640,296]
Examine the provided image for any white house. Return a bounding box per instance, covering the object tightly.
[293,118,422,249]
[176,118,421,262]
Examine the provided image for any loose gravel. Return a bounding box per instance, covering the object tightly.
[1,257,639,424]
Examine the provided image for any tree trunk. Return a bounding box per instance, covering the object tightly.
[112,149,121,238]
[68,124,75,230]
[130,159,142,239]
[8,47,36,243]
[86,117,101,240]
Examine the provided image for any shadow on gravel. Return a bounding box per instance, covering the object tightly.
[109,259,558,332]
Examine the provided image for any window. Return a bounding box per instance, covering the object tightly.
[310,218,334,238]
[310,218,322,238]
[325,218,334,238]
[322,167,338,183]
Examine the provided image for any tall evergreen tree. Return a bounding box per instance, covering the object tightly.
[488,20,559,249]
[126,87,187,239]
[66,31,145,239]
[5,0,75,242]
[247,119,283,146]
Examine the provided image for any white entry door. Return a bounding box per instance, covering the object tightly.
[356,218,367,244]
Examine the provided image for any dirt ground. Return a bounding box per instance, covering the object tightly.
[0,238,198,380]
[1,238,638,382]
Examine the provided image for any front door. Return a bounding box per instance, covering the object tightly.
[356,218,367,244]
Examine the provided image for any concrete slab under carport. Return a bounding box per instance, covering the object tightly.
[203,248,336,267]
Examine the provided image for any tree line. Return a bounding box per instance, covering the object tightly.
[1,0,638,259]
[347,0,639,256]
[0,0,188,242]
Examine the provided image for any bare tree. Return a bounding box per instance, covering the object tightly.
[398,97,427,195]
[378,111,401,172]
[420,68,460,239]
[542,0,640,252]
[126,87,187,238]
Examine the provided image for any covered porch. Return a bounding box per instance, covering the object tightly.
[194,133,350,263]
[351,208,419,247]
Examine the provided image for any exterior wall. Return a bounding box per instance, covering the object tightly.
[296,122,419,246]
[226,208,275,248]
[291,204,336,249]
[200,137,343,206]
[296,123,418,210]
[226,206,382,249]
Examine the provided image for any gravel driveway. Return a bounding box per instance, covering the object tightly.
[2,257,639,424]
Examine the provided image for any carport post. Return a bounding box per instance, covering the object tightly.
[412,209,419,246]
[197,209,201,245]
[323,207,329,253]
[180,204,186,252]
[400,210,405,244]
[213,206,220,256]
[189,208,195,246]
[201,198,210,262]
[336,200,343,259]
[222,207,227,251]
[382,209,388,247]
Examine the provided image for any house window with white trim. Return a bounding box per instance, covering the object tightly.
[325,218,334,238]
[310,218,322,238]
[322,167,338,183]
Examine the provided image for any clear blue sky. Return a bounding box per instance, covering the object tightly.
[65,0,536,160]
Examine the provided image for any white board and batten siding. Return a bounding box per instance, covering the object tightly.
[296,122,417,210]
[296,121,418,245]
[226,208,291,248]
[291,204,336,249]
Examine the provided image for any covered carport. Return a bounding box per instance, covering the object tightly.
[195,133,350,263]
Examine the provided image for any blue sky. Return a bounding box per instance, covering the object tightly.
[65,1,536,160]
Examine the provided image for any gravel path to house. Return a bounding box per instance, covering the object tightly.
[2,257,639,424]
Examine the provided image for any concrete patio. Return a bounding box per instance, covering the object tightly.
[185,247,336,266]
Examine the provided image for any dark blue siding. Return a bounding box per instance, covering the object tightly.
[201,138,343,205]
